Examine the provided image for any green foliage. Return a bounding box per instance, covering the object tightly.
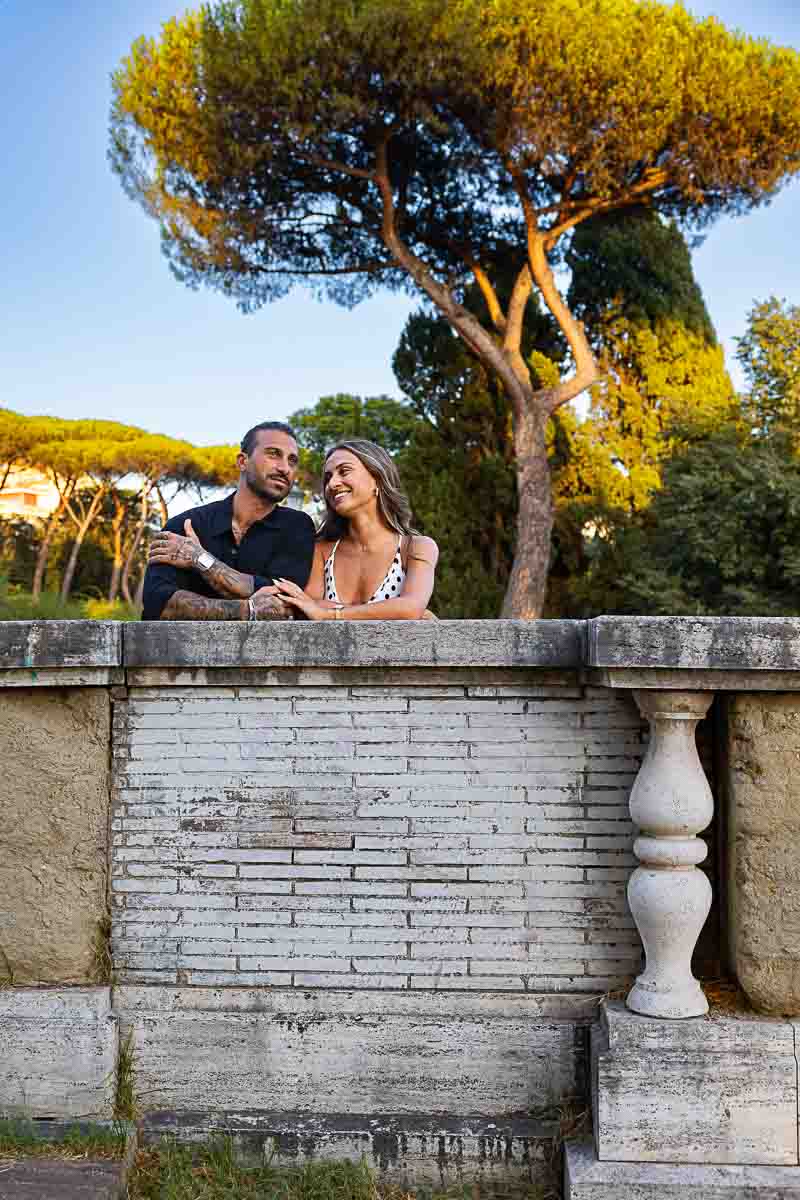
[83,598,140,621]
[290,394,418,488]
[737,296,800,439]
[571,422,800,616]
[567,208,716,341]
[0,576,87,620]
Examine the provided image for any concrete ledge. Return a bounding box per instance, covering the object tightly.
[142,1110,556,1192]
[565,1138,800,1198]
[588,617,800,672]
[123,619,586,669]
[0,621,121,670]
[0,988,117,1119]
[115,986,592,1117]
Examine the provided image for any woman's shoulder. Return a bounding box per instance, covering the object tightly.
[406,534,439,566]
[314,538,338,563]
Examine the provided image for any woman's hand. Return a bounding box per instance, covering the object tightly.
[274,577,331,621]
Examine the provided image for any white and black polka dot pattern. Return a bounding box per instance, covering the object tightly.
[324,538,406,605]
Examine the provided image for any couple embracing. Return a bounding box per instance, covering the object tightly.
[142,421,439,622]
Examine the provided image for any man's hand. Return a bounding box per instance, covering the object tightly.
[149,520,204,571]
[251,585,293,621]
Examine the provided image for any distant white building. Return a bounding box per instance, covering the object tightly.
[0,467,61,521]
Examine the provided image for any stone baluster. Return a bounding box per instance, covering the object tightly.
[626,690,715,1019]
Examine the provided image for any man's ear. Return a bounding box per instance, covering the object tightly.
[236,450,248,473]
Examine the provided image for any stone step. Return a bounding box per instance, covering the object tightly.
[565,1138,800,1199]
[0,1157,127,1200]
[140,1109,560,1194]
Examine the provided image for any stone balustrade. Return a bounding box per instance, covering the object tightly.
[3,616,800,1196]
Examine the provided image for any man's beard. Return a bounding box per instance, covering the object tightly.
[245,466,289,502]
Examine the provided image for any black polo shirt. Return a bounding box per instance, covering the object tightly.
[141,492,316,620]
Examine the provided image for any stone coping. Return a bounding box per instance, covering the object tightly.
[3,616,800,678]
[0,620,121,669]
[589,616,800,671]
[122,618,585,668]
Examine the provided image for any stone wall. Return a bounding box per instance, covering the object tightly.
[7,613,800,1185]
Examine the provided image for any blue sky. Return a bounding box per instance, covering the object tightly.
[1,0,799,446]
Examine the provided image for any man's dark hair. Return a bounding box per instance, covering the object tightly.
[241,421,298,455]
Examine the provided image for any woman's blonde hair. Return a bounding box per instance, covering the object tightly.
[317,439,418,541]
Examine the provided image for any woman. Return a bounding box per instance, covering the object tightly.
[274,439,438,620]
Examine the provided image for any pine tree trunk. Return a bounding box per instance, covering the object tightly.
[32,492,69,601]
[60,490,105,602]
[501,404,553,619]
[59,531,87,602]
[108,500,126,602]
[121,487,150,606]
[134,568,146,612]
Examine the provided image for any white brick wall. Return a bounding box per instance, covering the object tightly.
[111,674,644,990]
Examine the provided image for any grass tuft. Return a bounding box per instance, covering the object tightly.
[128,1138,378,1200]
[114,1031,139,1122]
[127,1138,560,1200]
[91,913,113,985]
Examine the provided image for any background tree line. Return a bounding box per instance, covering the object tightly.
[3,213,798,621]
[0,415,239,616]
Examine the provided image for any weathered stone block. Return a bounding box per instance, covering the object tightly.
[565,1138,800,1199]
[727,694,800,1016]
[123,619,586,669]
[116,986,591,1117]
[593,1002,798,1166]
[0,687,111,984]
[0,988,117,1118]
[0,619,121,669]
[142,1111,555,1193]
[589,617,800,672]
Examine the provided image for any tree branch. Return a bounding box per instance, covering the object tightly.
[470,263,507,335]
[292,149,374,182]
[374,140,529,417]
[513,181,599,413]
[504,264,533,355]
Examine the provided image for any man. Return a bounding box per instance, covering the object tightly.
[142,421,315,620]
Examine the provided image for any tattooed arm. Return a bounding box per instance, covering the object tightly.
[160,588,291,621]
[148,522,259,599]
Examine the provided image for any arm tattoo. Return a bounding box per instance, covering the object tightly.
[161,591,248,621]
[204,559,255,599]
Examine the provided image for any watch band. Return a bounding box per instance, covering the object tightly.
[247,596,256,621]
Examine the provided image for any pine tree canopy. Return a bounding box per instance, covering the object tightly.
[111,0,800,314]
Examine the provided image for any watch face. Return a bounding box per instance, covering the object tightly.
[198,551,215,570]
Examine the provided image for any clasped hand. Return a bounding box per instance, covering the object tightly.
[149,520,292,619]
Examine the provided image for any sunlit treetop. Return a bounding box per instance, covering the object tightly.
[111,0,800,314]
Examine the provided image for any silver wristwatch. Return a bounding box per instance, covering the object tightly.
[195,550,216,571]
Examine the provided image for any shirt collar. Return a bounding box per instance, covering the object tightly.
[208,492,281,536]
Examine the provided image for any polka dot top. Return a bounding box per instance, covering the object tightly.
[324,536,406,605]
